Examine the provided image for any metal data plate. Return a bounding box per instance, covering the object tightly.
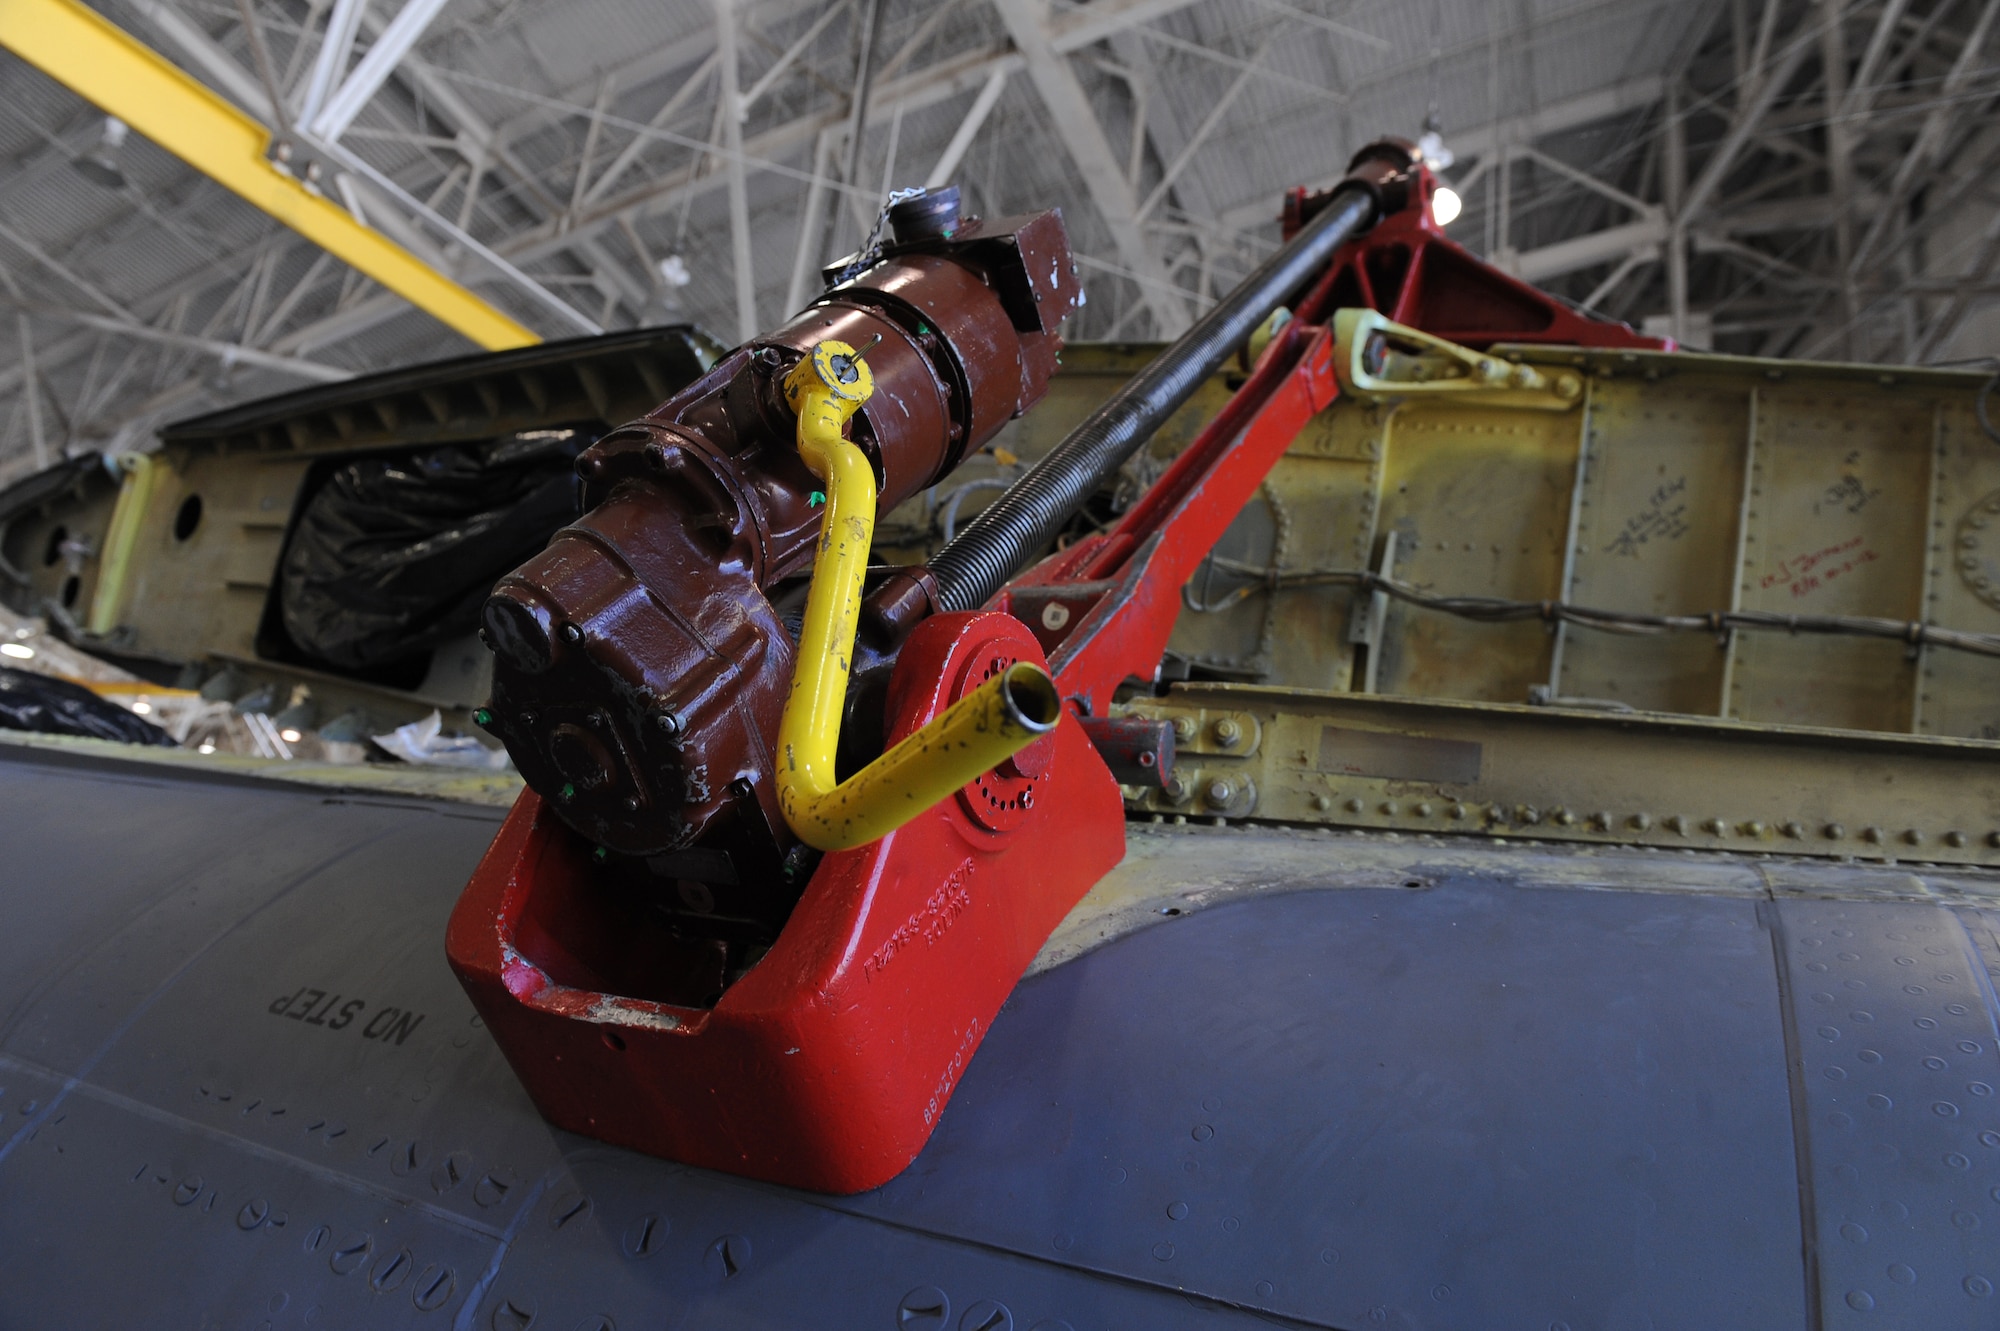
[2,743,2000,1327]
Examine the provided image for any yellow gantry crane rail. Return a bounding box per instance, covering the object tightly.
[0,0,539,351]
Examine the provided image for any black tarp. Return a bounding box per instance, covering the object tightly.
[0,666,175,744]
[275,429,589,671]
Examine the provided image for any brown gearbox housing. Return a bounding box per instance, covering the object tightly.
[478,204,1080,928]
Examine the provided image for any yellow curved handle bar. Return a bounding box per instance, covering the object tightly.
[774,341,1061,851]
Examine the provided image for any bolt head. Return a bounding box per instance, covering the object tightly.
[1863,826,1884,843]
[1740,820,1764,837]
[1171,715,1198,741]
[1212,717,1242,747]
[1825,822,1846,839]
[1630,812,1652,831]
[1782,821,1804,839]
[1204,779,1234,809]
[1946,829,1967,848]
[1312,793,1332,812]
[1414,801,1433,817]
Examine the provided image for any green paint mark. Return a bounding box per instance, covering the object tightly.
[559,782,576,801]
[593,846,609,862]
[473,707,492,727]
[809,490,827,508]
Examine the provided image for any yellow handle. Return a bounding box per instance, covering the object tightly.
[775,342,1061,850]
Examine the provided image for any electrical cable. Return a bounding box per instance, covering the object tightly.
[1183,557,2000,660]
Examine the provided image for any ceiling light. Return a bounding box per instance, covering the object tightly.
[279,727,303,744]
[1432,187,1462,228]
[72,116,129,191]
[0,642,33,660]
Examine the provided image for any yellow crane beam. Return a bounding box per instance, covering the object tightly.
[0,0,539,351]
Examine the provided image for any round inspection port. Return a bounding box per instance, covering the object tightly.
[172,494,203,541]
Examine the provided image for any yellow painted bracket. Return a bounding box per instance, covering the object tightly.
[86,451,158,635]
[775,340,1061,851]
[1332,309,1583,410]
[0,0,538,351]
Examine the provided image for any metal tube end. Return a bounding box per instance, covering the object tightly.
[999,662,1062,734]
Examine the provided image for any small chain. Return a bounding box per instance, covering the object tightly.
[827,187,927,288]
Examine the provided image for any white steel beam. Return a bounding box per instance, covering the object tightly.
[991,0,1188,335]
[715,0,758,341]
[296,0,368,129]
[924,68,1008,189]
[310,0,453,142]
[14,313,46,467]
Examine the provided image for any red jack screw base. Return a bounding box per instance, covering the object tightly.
[445,611,1126,1194]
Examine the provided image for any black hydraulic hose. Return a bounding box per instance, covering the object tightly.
[927,182,1382,613]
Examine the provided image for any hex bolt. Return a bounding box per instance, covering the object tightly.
[1171,715,1198,742]
[1204,778,1235,810]
[1211,717,1243,748]
[1163,774,1194,805]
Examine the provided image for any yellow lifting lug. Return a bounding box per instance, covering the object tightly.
[1331,309,1585,411]
[775,340,1062,851]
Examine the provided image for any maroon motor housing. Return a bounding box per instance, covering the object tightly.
[477,202,1080,931]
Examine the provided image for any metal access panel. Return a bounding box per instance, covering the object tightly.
[1166,345,2000,739]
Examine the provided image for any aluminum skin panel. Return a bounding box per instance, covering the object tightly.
[2,744,1999,1327]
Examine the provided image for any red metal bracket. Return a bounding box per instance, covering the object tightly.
[448,611,1123,1193]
